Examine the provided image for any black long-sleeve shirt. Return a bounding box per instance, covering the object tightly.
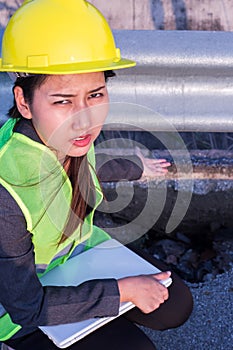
[0,119,143,338]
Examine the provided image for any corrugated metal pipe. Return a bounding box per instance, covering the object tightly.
[106,30,233,132]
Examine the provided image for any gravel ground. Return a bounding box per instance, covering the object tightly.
[141,268,233,350]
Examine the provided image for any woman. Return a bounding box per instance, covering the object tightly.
[0,1,193,349]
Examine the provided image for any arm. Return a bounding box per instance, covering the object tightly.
[0,185,120,336]
[96,149,171,183]
[96,153,143,182]
[0,184,170,336]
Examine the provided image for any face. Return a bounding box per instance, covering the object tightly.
[15,72,109,160]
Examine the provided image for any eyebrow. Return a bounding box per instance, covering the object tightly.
[50,85,106,97]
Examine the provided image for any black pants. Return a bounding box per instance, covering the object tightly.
[4,249,193,350]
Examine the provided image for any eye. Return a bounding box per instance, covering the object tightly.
[53,100,71,105]
[89,92,103,99]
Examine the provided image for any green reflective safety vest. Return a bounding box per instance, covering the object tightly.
[0,118,110,340]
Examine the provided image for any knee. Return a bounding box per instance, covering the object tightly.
[161,284,194,330]
[176,289,193,328]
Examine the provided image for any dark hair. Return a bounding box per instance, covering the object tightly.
[8,71,115,244]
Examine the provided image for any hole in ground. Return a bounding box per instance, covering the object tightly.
[143,227,233,283]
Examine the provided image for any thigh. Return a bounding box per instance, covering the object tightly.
[124,245,193,331]
[5,317,156,350]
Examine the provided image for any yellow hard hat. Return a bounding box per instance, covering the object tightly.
[0,0,136,74]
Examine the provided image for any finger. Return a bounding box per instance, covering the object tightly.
[153,271,171,280]
[152,159,171,165]
[164,290,169,301]
[146,164,170,171]
[147,162,171,169]
[160,163,171,167]
[142,168,164,174]
[153,167,169,172]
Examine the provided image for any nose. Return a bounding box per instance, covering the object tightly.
[72,100,92,131]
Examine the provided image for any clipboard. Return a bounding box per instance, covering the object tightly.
[39,238,172,348]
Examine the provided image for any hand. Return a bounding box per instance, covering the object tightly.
[118,271,171,314]
[135,146,171,179]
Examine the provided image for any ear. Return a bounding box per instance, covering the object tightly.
[14,86,32,120]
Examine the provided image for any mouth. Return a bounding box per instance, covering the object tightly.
[71,134,92,147]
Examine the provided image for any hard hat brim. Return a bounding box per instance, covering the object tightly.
[0,57,136,75]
